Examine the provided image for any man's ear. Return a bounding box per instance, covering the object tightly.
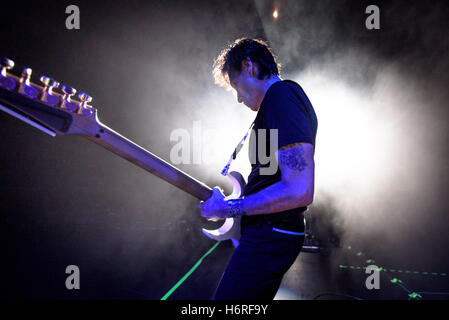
[241,59,254,75]
[242,59,258,78]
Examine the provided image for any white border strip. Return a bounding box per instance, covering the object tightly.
[272,227,305,236]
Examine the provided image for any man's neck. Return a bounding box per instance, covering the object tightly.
[261,75,281,92]
[257,75,282,102]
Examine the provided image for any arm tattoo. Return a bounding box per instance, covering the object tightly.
[279,146,308,172]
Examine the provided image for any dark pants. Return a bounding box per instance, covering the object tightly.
[213,221,304,300]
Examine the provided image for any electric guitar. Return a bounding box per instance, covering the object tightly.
[0,57,243,247]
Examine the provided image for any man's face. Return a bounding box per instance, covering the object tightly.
[229,61,263,111]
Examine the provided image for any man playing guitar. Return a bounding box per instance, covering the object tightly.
[199,38,318,300]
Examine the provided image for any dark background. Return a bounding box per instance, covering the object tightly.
[0,0,448,300]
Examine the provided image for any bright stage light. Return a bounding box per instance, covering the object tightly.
[293,71,400,207]
[189,72,399,200]
[273,9,279,19]
[169,68,402,206]
[173,89,255,183]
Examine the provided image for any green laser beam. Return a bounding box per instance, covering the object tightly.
[344,245,416,297]
[343,244,448,299]
[160,241,222,300]
[382,268,413,294]
[390,278,403,284]
[338,265,447,277]
[408,292,422,300]
[343,244,447,277]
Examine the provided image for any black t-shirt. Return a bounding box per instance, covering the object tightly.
[241,80,318,231]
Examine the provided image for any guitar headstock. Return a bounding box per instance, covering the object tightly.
[0,57,101,137]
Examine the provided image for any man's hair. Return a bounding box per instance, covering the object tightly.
[213,38,281,90]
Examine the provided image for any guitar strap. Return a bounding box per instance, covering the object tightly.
[220,121,255,176]
[221,80,311,177]
[221,119,306,235]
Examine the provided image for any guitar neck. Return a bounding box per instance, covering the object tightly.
[87,122,213,201]
[0,66,213,201]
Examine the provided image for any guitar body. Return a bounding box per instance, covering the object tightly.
[202,171,246,247]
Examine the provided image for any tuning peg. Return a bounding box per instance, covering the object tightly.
[79,92,92,103]
[39,76,60,94]
[40,76,60,90]
[78,92,93,116]
[40,75,50,85]
[0,57,16,90]
[20,68,32,84]
[0,57,14,76]
[18,67,39,99]
[39,76,60,106]
[61,85,76,96]
[60,85,78,112]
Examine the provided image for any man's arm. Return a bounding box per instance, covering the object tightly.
[199,142,314,220]
[242,142,315,215]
